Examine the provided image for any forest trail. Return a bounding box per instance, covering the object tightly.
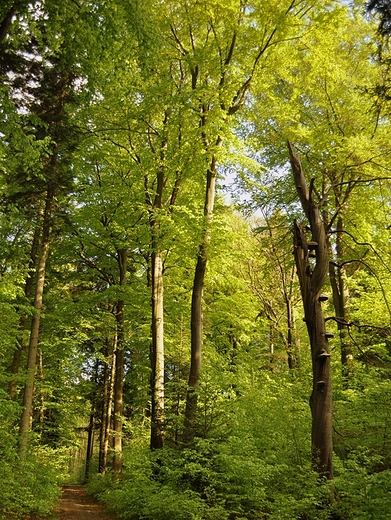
[52,485,117,520]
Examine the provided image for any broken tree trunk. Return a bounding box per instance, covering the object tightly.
[288,142,333,480]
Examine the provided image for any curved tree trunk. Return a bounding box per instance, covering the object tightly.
[289,142,333,480]
[19,185,53,456]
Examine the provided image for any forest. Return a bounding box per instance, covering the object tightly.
[1,0,391,519]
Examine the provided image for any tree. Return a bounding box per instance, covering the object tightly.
[19,185,54,454]
[178,0,328,442]
[232,201,301,370]
[289,142,333,479]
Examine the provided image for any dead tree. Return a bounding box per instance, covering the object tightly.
[288,142,333,479]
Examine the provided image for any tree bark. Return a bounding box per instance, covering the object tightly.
[0,2,19,44]
[9,225,40,399]
[286,296,296,369]
[99,338,115,475]
[112,248,127,475]
[183,149,219,443]
[288,142,333,479]
[19,184,53,456]
[0,1,28,43]
[84,411,95,483]
[150,245,165,449]
[329,217,353,386]
[146,117,169,450]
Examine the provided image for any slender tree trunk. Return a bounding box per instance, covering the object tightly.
[19,185,53,456]
[100,339,115,475]
[99,347,109,474]
[84,412,94,483]
[112,248,127,476]
[99,338,113,474]
[9,223,40,399]
[329,217,353,386]
[289,142,333,479]
[145,119,168,450]
[37,349,45,432]
[150,244,165,449]
[183,147,220,443]
[286,297,296,369]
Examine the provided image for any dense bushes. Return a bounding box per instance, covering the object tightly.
[85,370,391,520]
[0,392,63,520]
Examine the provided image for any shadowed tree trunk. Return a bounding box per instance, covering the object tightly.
[288,142,333,480]
[147,114,173,450]
[99,337,115,475]
[9,225,40,399]
[0,1,26,44]
[329,217,353,386]
[84,411,95,483]
[19,184,54,456]
[183,148,219,443]
[112,248,127,475]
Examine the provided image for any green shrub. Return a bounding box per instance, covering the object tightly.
[0,394,63,520]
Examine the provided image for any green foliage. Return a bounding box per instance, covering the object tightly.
[330,458,391,520]
[85,380,325,519]
[87,368,391,519]
[0,450,62,520]
[0,391,63,519]
[1,1,391,519]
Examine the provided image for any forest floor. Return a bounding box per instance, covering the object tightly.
[30,485,117,520]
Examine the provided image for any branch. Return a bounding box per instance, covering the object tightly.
[331,176,391,188]
[228,26,277,115]
[329,229,391,275]
[333,255,391,321]
[78,252,114,285]
[170,24,188,55]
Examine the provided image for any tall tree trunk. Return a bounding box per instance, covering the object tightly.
[84,360,99,481]
[37,349,45,432]
[19,185,53,456]
[150,244,165,449]
[183,148,219,443]
[289,142,333,479]
[98,338,115,475]
[112,248,127,475]
[99,338,115,475]
[84,411,95,483]
[9,225,40,399]
[145,119,169,450]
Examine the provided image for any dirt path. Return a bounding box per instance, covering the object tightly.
[54,485,116,520]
